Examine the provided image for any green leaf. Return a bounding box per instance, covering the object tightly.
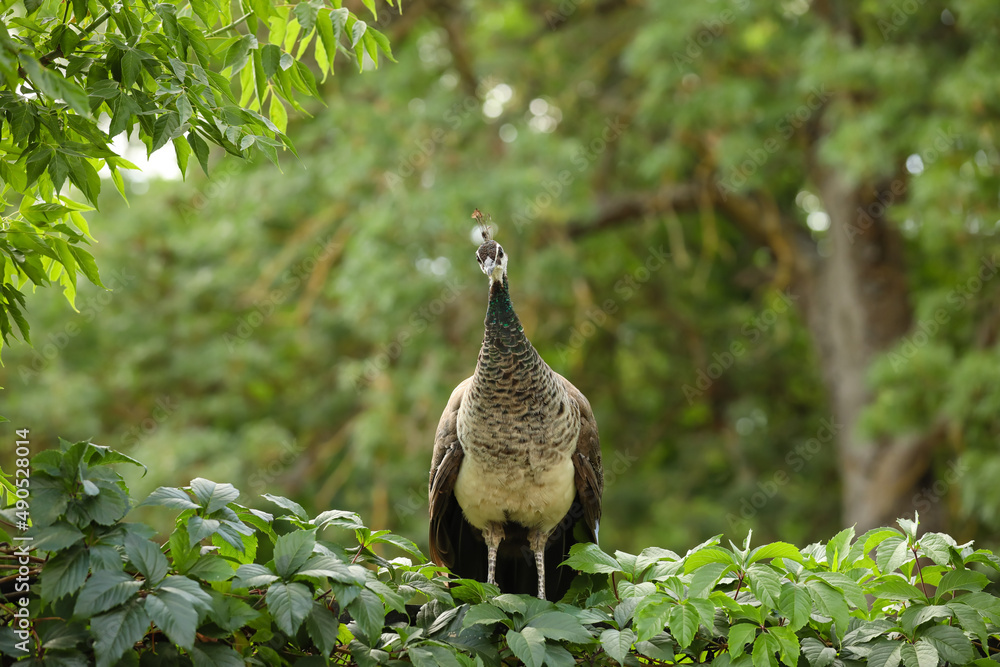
[188,130,211,175]
[768,625,800,667]
[92,599,149,667]
[75,570,143,617]
[808,571,867,610]
[747,564,783,608]
[306,601,340,656]
[749,542,803,565]
[146,588,199,650]
[729,623,758,659]
[600,628,636,665]
[190,478,240,513]
[946,601,989,648]
[689,562,733,598]
[188,643,246,667]
[224,34,257,73]
[185,554,236,582]
[778,583,812,631]
[919,624,974,664]
[868,639,903,667]
[901,639,939,667]
[685,547,738,572]
[234,563,279,589]
[563,542,622,573]
[141,486,199,509]
[346,588,384,643]
[293,1,318,34]
[124,533,169,585]
[32,521,85,552]
[526,611,592,643]
[266,581,316,635]
[409,645,466,667]
[506,627,546,667]
[751,633,780,667]
[878,537,912,575]
[463,602,510,629]
[39,545,90,603]
[263,492,308,519]
[871,577,925,601]
[634,594,672,642]
[900,604,952,635]
[668,600,701,649]
[208,593,260,631]
[274,528,316,577]
[806,579,850,633]
[935,568,989,601]
[800,638,836,667]
[917,533,953,566]
[294,554,367,584]
[151,111,182,153]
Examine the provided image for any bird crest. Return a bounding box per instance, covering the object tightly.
[472,208,493,243]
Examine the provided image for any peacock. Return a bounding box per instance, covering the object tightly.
[428,211,603,601]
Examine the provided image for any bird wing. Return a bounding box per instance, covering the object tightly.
[428,376,472,567]
[559,375,604,543]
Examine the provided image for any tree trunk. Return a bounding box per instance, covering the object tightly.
[802,165,944,531]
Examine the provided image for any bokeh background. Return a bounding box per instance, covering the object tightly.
[3,0,999,555]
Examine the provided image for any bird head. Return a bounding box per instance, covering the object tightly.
[476,240,507,286]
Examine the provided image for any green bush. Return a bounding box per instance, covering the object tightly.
[2,441,998,666]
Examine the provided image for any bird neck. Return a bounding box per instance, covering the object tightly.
[475,275,542,382]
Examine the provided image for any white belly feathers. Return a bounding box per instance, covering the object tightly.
[454,451,576,535]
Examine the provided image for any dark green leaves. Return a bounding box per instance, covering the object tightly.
[74,571,143,617]
[266,581,314,635]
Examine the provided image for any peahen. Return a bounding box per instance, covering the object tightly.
[428,212,603,601]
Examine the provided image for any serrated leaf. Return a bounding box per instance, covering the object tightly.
[146,589,199,649]
[92,599,149,667]
[689,562,732,598]
[124,533,169,585]
[264,493,308,519]
[346,588,384,643]
[868,639,903,667]
[463,602,510,629]
[563,542,622,573]
[234,563,279,589]
[747,564,784,608]
[601,628,637,665]
[526,611,591,643]
[685,547,738,572]
[307,601,341,656]
[752,633,780,667]
[917,533,953,566]
[75,570,142,617]
[901,638,939,667]
[190,478,240,513]
[634,594,672,642]
[871,577,925,601]
[668,600,701,648]
[749,542,803,565]
[274,528,316,577]
[266,581,314,635]
[935,568,989,601]
[507,627,545,667]
[729,623,757,659]
[919,624,974,664]
[800,638,837,667]
[40,545,90,603]
[778,583,811,631]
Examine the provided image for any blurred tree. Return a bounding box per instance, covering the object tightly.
[0,0,395,357]
[2,0,998,554]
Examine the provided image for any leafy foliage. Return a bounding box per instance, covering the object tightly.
[2,444,999,665]
[0,0,395,356]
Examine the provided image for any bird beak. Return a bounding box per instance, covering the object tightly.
[482,258,498,282]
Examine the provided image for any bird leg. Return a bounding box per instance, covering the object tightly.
[528,529,552,600]
[483,522,505,586]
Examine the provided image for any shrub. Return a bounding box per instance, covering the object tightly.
[1,440,998,666]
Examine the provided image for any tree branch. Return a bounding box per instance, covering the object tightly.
[565,185,700,238]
